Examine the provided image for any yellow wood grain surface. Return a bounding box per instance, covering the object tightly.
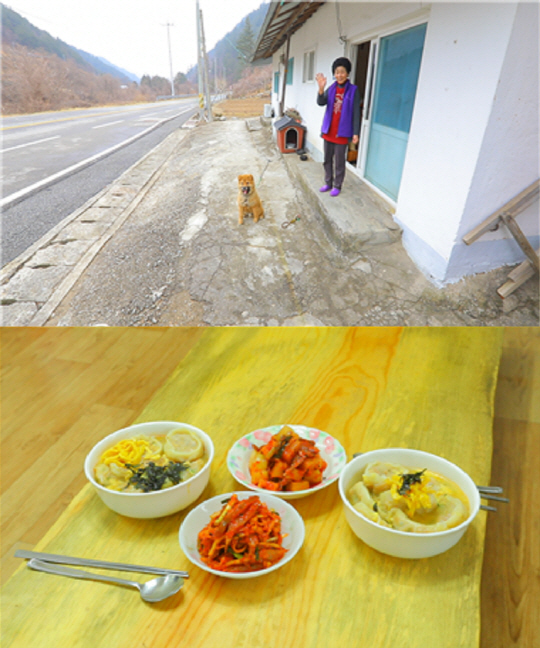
[0,327,503,648]
[0,327,204,579]
[482,327,540,648]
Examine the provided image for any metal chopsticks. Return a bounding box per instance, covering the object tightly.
[478,486,509,512]
[477,485,504,494]
[478,494,509,503]
[15,550,189,578]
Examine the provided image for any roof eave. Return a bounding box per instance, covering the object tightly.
[252,1,326,63]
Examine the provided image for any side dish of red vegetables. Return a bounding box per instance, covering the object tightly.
[249,426,327,492]
[197,494,287,572]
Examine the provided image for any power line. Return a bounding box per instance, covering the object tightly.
[5,4,55,27]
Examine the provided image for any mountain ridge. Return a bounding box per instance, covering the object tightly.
[187,2,269,86]
[1,4,139,83]
[0,2,271,114]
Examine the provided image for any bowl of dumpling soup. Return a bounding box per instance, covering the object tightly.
[84,421,214,518]
[338,448,481,559]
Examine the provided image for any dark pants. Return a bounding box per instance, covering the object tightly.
[323,140,348,189]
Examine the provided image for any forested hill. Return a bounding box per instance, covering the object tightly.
[0,2,271,114]
[187,2,269,86]
[1,4,138,83]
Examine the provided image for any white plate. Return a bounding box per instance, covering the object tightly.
[179,491,305,579]
[226,424,347,500]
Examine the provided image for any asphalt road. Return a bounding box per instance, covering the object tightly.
[2,99,197,197]
[1,99,198,266]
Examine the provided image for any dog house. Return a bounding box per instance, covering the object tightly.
[275,116,306,154]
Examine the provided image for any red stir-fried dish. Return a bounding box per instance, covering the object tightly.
[249,426,327,492]
[197,494,287,572]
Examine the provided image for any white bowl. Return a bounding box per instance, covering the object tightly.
[338,448,481,559]
[84,421,214,518]
[179,491,305,579]
[227,424,347,500]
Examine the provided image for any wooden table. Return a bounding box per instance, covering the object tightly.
[1,327,503,648]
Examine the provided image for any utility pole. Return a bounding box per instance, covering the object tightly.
[196,1,204,118]
[200,9,213,119]
[196,0,213,121]
[163,22,175,97]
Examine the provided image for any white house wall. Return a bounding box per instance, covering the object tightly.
[395,2,539,283]
[446,1,539,280]
[270,2,538,283]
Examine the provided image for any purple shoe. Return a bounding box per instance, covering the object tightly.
[330,188,341,197]
[319,185,331,193]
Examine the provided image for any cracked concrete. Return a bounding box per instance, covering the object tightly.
[1,116,538,327]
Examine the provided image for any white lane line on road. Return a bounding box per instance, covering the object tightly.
[92,120,125,129]
[0,105,198,209]
[2,135,60,153]
[2,104,178,130]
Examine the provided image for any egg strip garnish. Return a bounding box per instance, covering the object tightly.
[348,461,469,533]
[94,429,206,492]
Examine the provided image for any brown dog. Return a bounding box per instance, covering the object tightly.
[237,174,264,225]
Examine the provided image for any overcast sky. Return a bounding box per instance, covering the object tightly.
[5,0,269,79]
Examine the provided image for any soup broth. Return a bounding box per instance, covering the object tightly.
[348,461,469,533]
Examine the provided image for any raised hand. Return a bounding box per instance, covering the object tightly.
[315,72,327,94]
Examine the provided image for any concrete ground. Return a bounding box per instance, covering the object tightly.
[1,117,538,326]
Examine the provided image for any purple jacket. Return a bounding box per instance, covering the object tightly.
[319,80,358,139]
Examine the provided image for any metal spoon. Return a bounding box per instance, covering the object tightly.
[28,559,184,603]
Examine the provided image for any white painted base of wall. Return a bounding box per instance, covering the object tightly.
[447,236,540,282]
[306,141,322,164]
[400,221,539,286]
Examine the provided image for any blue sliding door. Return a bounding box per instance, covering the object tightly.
[364,23,427,200]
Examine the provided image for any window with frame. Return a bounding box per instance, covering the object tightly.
[303,50,315,82]
[286,58,294,85]
[274,71,280,94]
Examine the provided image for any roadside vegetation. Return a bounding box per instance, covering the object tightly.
[1,3,270,116]
[213,65,272,118]
[1,43,153,114]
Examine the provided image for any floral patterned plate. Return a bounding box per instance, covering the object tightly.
[226,424,347,500]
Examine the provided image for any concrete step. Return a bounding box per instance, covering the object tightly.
[283,151,402,253]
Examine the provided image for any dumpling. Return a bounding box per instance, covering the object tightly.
[164,429,204,462]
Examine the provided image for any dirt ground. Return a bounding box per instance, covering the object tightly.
[213,95,271,118]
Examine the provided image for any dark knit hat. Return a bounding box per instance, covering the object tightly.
[332,57,352,74]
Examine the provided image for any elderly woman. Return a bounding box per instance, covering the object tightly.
[316,57,361,197]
